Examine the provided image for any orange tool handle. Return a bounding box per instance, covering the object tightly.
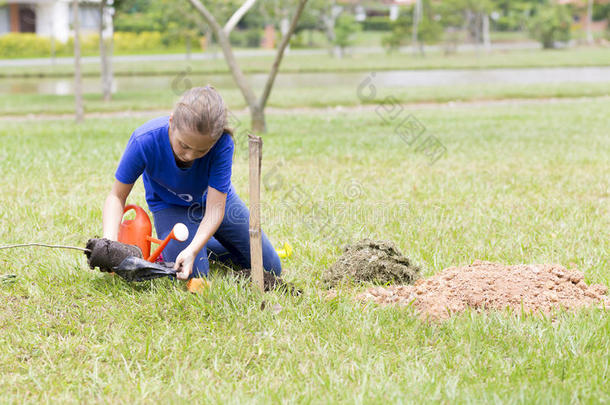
[146,235,172,262]
[145,223,189,263]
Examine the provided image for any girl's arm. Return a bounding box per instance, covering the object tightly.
[174,186,227,280]
[102,180,135,241]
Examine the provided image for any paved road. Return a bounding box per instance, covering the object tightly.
[0,42,541,68]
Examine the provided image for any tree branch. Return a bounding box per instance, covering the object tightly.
[188,0,258,108]
[224,0,258,35]
[187,0,222,32]
[259,0,308,109]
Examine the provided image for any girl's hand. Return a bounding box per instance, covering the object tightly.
[174,248,196,280]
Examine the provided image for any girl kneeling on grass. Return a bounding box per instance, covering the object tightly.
[102,86,282,280]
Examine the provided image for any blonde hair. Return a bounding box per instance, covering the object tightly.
[171,86,233,140]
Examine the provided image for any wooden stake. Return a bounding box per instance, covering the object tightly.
[248,133,264,292]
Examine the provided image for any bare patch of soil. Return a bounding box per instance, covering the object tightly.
[358,260,609,320]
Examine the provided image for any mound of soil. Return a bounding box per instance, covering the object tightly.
[358,260,610,320]
[325,239,421,287]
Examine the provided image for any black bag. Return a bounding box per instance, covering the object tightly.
[112,256,177,282]
[86,238,176,282]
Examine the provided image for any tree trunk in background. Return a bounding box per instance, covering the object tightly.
[280,16,290,52]
[323,2,341,57]
[586,0,594,44]
[323,15,335,46]
[471,11,482,56]
[443,26,459,55]
[412,0,423,55]
[333,45,342,59]
[482,13,490,51]
[50,28,56,65]
[99,0,113,102]
[73,0,84,123]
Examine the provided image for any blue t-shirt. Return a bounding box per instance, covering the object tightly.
[115,116,234,212]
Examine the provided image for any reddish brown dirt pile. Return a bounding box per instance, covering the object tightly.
[358,260,609,320]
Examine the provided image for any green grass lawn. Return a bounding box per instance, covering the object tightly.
[2,46,610,79]
[2,81,610,116]
[0,98,609,402]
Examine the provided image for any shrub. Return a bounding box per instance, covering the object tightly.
[113,31,163,53]
[245,29,262,48]
[0,31,181,58]
[289,31,306,48]
[418,16,443,45]
[114,12,164,33]
[382,15,410,52]
[381,11,442,53]
[62,34,100,55]
[0,33,51,58]
[528,3,572,49]
[334,15,362,50]
[495,16,517,32]
[599,4,610,40]
[361,16,392,31]
[229,29,261,48]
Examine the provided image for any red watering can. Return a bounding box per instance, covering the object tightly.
[118,204,188,262]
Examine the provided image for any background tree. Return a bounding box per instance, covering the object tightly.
[332,14,361,58]
[586,0,594,44]
[286,0,323,47]
[114,0,210,56]
[528,1,572,49]
[283,0,342,51]
[113,0,166,32]
[416,5,443,55]
[492,0,544,31]
[73,0,84,123]
[382,1,442,55]
[381,12,409,53]
[187,0,308,133]
[99,0,118,102]
[598,2,610,40]
[412,0,422,54]
[458,0,495,51]
[436,0,468,54]
[162,0,206,60]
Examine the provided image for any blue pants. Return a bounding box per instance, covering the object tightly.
[152,189,282,278]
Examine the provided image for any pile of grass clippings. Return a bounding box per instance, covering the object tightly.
[324,239,421,287]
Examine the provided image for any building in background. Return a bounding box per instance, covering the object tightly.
[558,0,610,33]
[0,0,112,42]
